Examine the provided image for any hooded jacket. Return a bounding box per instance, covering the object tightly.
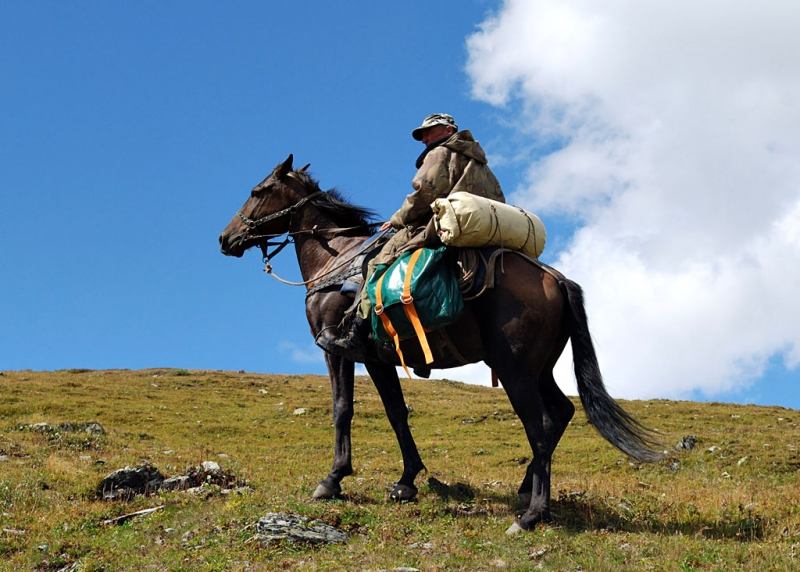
[389,130,505,229]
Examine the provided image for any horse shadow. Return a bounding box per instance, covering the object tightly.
[423,479,764,541]
[551,491,765,541]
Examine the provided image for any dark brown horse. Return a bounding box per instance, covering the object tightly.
[219,155,662,531]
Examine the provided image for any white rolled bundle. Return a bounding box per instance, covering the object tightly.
[431,192,546,258]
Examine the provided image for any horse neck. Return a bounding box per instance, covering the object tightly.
[290,204,366,284]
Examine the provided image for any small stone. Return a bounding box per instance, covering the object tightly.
[254,513,347,544]
[97,464,165,500]
[675,435,697,451]
[201,461,220,473]
[737,456,748,466]
[293,408,307,416]
[530,548,548,560]
[79,456,91,461]
[161,476,191,491]
[706,446,720,453]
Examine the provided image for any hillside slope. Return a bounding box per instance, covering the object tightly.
[1,369,798,570]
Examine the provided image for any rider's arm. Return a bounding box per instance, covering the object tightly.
[389,147,452,228]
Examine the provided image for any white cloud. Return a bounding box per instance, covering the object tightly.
[456,0,800,400]
[278,341,325,364]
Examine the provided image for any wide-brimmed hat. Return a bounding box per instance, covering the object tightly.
[411,113,458,141]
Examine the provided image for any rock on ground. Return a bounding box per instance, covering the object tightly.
[254,513,347,544]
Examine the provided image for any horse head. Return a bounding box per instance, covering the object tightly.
[219,154,311,257]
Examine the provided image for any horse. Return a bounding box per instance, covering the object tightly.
[218,154,663,531]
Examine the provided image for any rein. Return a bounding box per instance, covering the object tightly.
[261,227,390,289]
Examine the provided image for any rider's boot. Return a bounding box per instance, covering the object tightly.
[317,315,371,362]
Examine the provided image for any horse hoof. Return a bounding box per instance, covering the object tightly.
[389,483,417,501]
[312,483,340,500]
[506,521,524,535]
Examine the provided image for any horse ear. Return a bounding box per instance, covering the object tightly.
[275,154,294,178]
[299,163,311,173]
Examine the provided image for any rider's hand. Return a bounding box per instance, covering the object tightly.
[379,221,392,232]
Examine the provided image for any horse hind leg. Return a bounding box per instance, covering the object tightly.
[494,348,574,532]
[515,369,574,515]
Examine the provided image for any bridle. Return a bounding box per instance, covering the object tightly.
[235,172,326,266]
[235,172,383,288]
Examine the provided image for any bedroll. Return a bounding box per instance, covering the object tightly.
[431,192,546,258]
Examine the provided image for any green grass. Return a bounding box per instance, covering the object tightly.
[0,369,798,570]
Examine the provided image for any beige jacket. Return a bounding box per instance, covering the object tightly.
[373,130,504,267]
[389,130,505,229]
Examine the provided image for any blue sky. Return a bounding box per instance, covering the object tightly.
[2,1,799,410]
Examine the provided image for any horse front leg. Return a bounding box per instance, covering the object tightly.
[312,353,355,499]
[366,362,426,501]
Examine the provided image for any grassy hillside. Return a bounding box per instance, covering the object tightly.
[0,369,798,571]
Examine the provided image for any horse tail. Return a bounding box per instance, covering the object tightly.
[558,278,664,463]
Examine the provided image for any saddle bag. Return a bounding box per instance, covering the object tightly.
[431,192,547,258]
[366,247,463,372]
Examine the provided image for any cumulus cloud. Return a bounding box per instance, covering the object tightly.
[456,0,800,399]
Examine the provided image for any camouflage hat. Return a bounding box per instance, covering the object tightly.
[411,113,458,141]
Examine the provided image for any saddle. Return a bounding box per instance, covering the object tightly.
[327,226,555,379]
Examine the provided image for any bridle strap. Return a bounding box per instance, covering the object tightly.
[235,171,385,290]
[236,189,325,233]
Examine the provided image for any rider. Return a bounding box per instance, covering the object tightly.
[319,113,505,361]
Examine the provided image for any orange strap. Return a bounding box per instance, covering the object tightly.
[401,249,434,365]
[375,268,411,378]
[373,249,434,379]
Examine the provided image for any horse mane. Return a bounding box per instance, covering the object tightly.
[293,171,381,235]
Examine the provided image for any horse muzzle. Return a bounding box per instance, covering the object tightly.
[219,232,246,258]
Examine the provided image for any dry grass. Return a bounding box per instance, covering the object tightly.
[0,368,798,571]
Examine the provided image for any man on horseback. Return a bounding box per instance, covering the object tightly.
[318,113,505,361]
